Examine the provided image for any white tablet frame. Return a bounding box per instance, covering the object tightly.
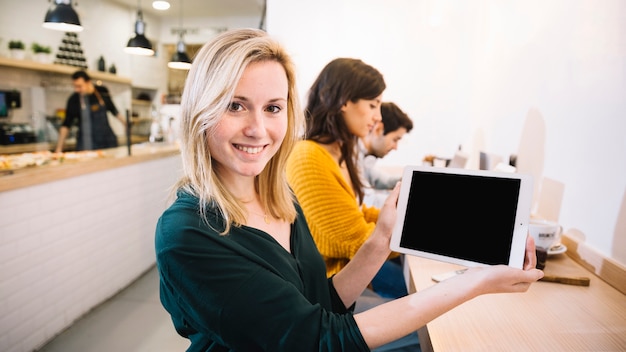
[390,165,533,269]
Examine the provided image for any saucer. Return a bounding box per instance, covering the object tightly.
[548,244,567,255]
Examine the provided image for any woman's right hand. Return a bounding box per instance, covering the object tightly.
[373,182,401,242]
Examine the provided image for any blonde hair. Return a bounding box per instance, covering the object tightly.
[175,28,303,233]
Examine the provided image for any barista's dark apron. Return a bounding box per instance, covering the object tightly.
[77,89,118,151]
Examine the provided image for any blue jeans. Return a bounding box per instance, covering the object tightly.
[371,257,408,299]
[373,331,420,352]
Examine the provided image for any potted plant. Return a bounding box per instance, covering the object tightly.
[31,42,53,63]
[8,40,25,59]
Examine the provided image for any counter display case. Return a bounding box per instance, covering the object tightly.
[0,142,180,192]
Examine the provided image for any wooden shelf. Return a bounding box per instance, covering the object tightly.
[0,56,131,84]
[132,99,152,106]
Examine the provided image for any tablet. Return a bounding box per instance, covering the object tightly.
[390,165,533,269]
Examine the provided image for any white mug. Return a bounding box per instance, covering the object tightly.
[529,219,562,250]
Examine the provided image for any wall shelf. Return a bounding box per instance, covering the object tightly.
[132,99,152,107]
[130,86,158,122]
[0,56,131,84]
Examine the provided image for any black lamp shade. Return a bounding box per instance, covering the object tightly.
[125,12,155,56]
[168,40,192,69]
[172,51,191,63]
[43,1,83,32]
[125,34,154,56]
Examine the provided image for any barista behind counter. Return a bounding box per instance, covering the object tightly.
[55,70,126,153]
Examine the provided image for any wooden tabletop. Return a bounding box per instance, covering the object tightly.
[407,251,626,351]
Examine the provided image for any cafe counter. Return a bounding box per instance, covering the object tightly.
[0,142,182,352]
[0,142,176,192]
[0,135,150,160]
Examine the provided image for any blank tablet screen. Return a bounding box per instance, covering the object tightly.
[399,170,522,266]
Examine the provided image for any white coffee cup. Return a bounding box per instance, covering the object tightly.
[529,219,562,250]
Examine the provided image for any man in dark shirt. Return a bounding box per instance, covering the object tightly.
[55,70,125,152]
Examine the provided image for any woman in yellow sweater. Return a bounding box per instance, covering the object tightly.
[286,58,407,299]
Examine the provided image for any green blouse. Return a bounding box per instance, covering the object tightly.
[155,191,370,351]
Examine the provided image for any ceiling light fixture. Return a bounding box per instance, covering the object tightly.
[168,34,192,70]
[167,0,192,70]
[152,1,170,11]
[43,0,83,32]
[125,0,155,56]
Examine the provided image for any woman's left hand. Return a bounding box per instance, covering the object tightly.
[523,234,537,271]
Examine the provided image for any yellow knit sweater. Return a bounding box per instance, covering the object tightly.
[286,140,380,277]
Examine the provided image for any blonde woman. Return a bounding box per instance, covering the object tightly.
[155,28,543,352]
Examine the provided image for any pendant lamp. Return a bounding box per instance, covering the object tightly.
[168,35,192,70]
[43,0,83,32]
[125,1,155,56]
[167,0,192,70]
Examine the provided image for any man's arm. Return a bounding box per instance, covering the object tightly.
[55,126,69,153]
[364,155,400,190]
[116,113,126,126]
[99,86,127,132]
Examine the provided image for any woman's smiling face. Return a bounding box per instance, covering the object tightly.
[207,60,289,182]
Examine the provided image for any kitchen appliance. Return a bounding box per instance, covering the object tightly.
[0,90,21,117]
[0,91,7,118]
[0,90,22,119]
[0,122,37,145]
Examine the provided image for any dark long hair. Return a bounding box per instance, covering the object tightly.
[304,58,385,203]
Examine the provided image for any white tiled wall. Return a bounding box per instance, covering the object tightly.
[0,155,182,352]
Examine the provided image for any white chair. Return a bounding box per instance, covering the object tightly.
[479,151,503,170]
[535,177,565,222]
[447,150,469,169]
[516,108,546,213]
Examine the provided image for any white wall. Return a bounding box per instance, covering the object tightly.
[267,0,626,266]
[159,15,262,45]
